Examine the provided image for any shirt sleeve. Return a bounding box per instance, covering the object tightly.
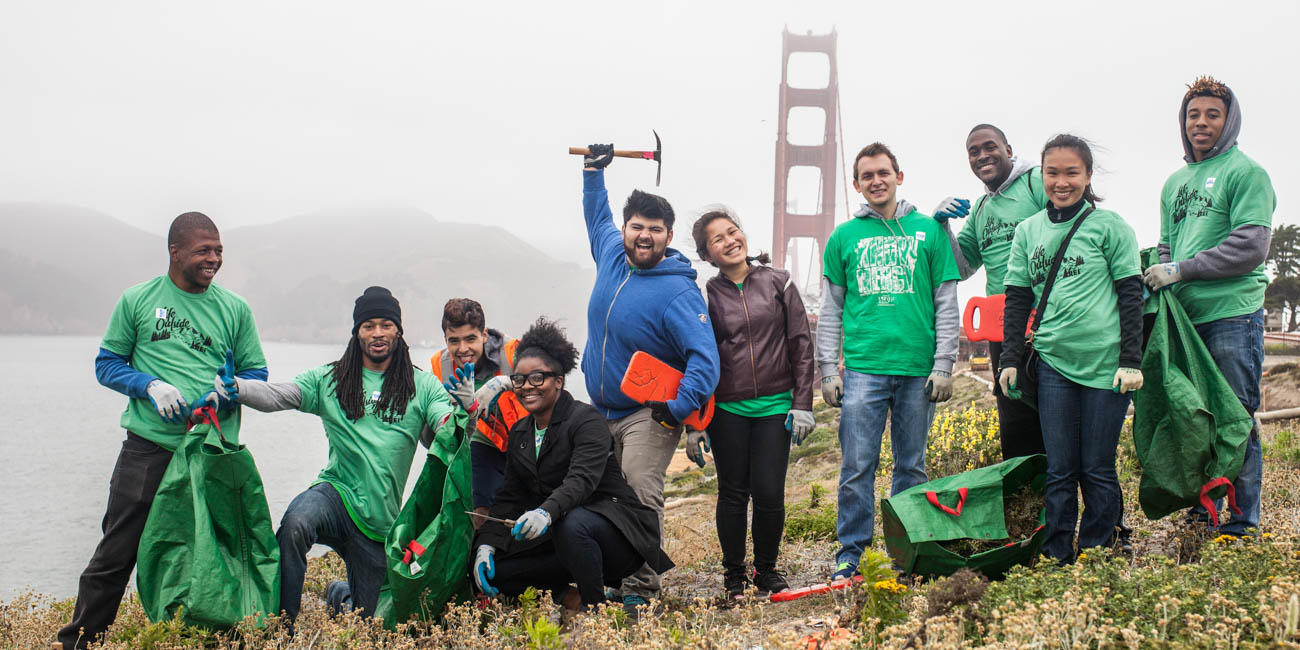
[293,365,327,416]
[100,292,136,357]
[822,229,846,287]
[583,170,624,266]
[928,221,961,285]
[1105,218,1142,281]
[1003,223,1031,288]
[233,301,268,377]
[422,376,467,464]
[954,215,982,277]
[1226,164,1276,229]
[661,289,722,423]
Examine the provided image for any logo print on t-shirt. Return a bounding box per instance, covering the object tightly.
[1171,184,1213,224]
[150,306,213,351]
[980,220,1018,249]
[1027,245,1086,286]
[853,236,918,300]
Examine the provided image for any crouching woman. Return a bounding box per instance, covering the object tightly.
[471,318,673,608]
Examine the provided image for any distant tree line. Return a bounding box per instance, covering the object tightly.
[1266,224,1300,331]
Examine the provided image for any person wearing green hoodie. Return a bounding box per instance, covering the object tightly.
[1145,76,1276,536]
[817,142,960,581]
[935,124,1050,460]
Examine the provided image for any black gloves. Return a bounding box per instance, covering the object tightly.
[585,143,614,170]
[645,400,680,429]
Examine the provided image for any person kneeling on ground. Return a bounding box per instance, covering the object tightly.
[472,318,673,612]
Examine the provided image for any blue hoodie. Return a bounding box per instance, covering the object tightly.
[582,170,720,421]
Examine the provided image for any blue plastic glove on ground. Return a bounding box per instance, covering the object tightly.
[512,508,552,540]
[473,544,498,595]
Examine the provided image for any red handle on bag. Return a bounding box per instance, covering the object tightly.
[1198,478,1241,528]
[401,540,427,565]
[926,487,968,516]
[963,296,1005,343]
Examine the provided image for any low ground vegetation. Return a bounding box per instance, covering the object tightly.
[6,375,1300,648]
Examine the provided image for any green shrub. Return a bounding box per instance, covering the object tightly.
[784,483,837,541]
[1265,429,1300,467]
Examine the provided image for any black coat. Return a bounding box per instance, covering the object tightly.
[473,391,673,573]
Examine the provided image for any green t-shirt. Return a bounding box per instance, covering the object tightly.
[717,390,793,418]
[1160,146,1276,325]
[1004,205,1141,390]
[823,209,960,376]
[957,167,1050,295]
[295,364,464,540]
[100,276,266,450]
[534,425,546,458]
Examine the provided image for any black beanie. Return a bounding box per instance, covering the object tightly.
[353,286,402,334]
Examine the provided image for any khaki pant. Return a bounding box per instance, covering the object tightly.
[608,407,682,598]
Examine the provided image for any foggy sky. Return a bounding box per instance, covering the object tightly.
[2,0,1295,307]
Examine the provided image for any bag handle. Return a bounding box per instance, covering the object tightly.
[185,404,222,438]
[401,539,427,565]
[1028,206,1095,341]
[925,487,968,516]
[1198,477,1242,528]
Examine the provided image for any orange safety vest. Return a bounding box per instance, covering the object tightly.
[430,338,524,453]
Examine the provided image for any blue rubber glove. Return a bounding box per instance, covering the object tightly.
[932,197,971,223]
[211,349,239,410]
[512,508,552,540]
[473,544,498,595]
[146,379,188,424]
[442,362,477,412]
[684,428,710,467]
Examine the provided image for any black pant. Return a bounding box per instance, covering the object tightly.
[709,409,790,575]
[59,433,173,650]
[990,341,1047,460]
[277,482,386,621]
[492,507,642,606]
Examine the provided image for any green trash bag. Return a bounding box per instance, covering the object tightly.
[136,406,280,628]
[373,417,473,627]
[1133,289,1253,525]
[882,455,1046,579]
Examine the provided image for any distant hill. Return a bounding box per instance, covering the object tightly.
[0,202,594,346]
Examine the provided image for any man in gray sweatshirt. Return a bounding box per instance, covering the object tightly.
[817,142,960,580]
[1146,76,1276,535]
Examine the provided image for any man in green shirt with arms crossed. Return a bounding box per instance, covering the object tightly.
[60,212,268,650]
[935,123,1050,460]
[219,286,473,621]
[1145,76,1276,536]
[817,142,960,581]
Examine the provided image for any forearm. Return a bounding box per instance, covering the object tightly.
[95,348,155,398]
[583,170,620,262]
[1115,276,1144,367]
[942,220,977,280]
[816,278,846,376]
[1000,285,1034,367]
[1177,225,1271,280]
[783,279,817,410]
[931,281,959,374]
[234,379,302,412]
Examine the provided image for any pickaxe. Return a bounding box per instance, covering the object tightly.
[569,130,662,186]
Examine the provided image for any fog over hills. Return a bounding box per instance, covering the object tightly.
[0,202,594,348]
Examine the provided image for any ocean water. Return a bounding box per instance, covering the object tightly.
[0,334,551,600]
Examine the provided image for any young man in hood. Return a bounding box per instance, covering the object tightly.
[817,143,960,581]
[934,124,1050,460]
[1146,76,1276,536]
[580,144,721,615]
[429,298,522,528]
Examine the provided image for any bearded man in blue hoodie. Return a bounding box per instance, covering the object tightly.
[580,145,720,615]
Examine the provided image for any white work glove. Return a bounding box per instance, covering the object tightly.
[926,369,953,403]
[786,409,816,446]
[1112,367,1144,394]
[511,508,552,540]
[821,375,843,408]
[473,544,498,595]
[474,374,514,415]
[684,428,710,467]
[146,380,189,424]
[998,367,1019,399]
[1143,262,1181,290]
[932,196,971,223]
[442,362,478,414]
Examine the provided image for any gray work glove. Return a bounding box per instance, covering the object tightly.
[684,428,710,467]
[926,369,953,402]
[785,409,815,446]
[146,379,188,424]
[1112,367,1144,394]
[474,375,513,415]
[442,362,478,414]
[820,375,843,408]
[1143,262,1181,290]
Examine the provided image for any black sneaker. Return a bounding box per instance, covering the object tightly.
[752,568,790,594]
[724,572,749,599]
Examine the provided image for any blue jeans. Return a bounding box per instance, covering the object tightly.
[835,370,933,568]
[277,482,386,621]
[1192,308,1264,535]
[1036,360,1130,561]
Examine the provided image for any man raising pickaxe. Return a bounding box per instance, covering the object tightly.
[569,130,662,185]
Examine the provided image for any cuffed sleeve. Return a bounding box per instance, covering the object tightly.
[234,379,302,412]
[1115,275,1144,367]
[1000,285,1034,368]
[931,280,959,374]
[782,274,817,410]
[816,277,846,378]
[94,347,156,398]
[1177,224,1271,280]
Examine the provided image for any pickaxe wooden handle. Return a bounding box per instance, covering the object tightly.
[568,130,662,185]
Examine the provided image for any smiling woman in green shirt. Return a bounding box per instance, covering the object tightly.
[998,135,1144,563]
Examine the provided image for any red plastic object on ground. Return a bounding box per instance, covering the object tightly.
[963,295,1006,343]
[620,351,715,429]
[769,574,863,603]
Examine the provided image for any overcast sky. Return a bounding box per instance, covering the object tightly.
[2,0,1295,305]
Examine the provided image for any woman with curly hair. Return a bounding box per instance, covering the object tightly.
[690,207,816,597]
[470,318,673,610]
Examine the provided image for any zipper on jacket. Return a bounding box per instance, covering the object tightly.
[599,268,633,411]
[739,282,759,398]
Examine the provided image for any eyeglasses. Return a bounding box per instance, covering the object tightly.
[509,371,562,388]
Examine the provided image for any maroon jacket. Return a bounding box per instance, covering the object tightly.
[705,264,815,410]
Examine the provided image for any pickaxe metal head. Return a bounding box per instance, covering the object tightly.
[651,129,662,186]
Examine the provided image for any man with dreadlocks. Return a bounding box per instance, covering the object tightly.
[216,286,468,622]
[59,212,268,650]
[1146,76,1276,535]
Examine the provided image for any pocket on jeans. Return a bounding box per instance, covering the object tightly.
[111,435,167,504]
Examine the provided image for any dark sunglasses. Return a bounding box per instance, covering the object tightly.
[509,371,562,388]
